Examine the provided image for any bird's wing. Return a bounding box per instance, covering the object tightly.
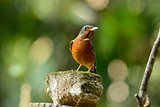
[91,42,97,73]
[69,40,74,51]
[91,42,96,56]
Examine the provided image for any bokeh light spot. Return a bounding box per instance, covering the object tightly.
[107,81,129,103]
[19,83,31,107]
[29,36,54,64]
[70,1,97,24]
[108,59,128,81]
[85,0,110,11]
[28,0,57,23]
[8,64,24,77]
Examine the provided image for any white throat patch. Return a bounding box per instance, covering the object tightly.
[84,38,90,41]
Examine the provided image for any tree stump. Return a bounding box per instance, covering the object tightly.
[31,70,103,107]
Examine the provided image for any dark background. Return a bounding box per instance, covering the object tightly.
[0,0,160,107]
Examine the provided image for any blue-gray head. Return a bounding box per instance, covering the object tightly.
[79,25,98,35]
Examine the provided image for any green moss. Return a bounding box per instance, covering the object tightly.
[45,70,102,82]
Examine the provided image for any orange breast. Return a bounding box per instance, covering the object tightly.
[71,37,95,68]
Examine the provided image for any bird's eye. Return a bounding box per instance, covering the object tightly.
[85,27,88,31]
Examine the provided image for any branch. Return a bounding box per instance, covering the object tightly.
[135,94,143,107]
[30,103,54,107]
[135,29,160,106]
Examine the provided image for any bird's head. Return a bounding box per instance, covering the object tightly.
[79,25,98,39]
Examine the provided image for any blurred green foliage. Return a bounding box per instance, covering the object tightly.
[0,0,160,107]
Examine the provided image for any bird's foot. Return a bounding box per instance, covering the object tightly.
[87,66,92,72]
[87,70,90,72]
[76,64,82,71]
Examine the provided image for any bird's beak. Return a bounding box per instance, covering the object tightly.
[90,27,98,31]
[88,26,98,39]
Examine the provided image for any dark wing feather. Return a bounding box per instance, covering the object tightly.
[91,42,96,56]
[69,40,74,51]
[91,42,97,74]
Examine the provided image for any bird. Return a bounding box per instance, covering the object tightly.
[70,25,98,74]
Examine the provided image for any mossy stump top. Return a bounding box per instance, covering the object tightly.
[45,70,103,107]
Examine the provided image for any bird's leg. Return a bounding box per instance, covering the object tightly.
[76,64,82,71]
[87,66,92,72]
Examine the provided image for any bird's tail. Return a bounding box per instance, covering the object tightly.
[91,62,97,74]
